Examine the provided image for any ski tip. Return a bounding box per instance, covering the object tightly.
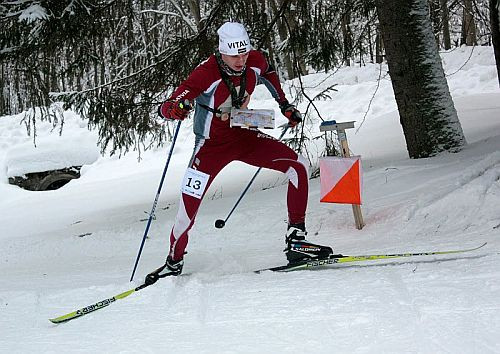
[49,316,74,324]
[477,242,487,249]
[469,242,487,251]
[49,311,81,323]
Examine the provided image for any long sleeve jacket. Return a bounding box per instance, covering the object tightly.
[160,50,288,139]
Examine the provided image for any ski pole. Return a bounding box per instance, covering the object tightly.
[130,102,190,281]
[215,124,290,229]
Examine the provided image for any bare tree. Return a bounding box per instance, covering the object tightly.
[441,0,452,49]
[462,0,478,45]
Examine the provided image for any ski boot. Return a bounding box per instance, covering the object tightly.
[145,255,184,285]
[284,223,333,264]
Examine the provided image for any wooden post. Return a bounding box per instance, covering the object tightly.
[320,121,365,230]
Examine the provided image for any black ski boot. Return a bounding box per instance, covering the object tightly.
[284,223,333,264]
[145,255,184,285]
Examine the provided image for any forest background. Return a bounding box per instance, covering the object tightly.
[1,0,499,158]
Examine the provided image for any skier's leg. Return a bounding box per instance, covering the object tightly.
[238,130,309,225]
[238,130,333,263]
[168,140,230,260]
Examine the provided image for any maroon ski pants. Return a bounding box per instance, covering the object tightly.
[168,128,308,260]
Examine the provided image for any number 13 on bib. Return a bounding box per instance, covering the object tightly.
[181,168,210,199]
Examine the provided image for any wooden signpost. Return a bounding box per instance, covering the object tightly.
[320,120,365,230]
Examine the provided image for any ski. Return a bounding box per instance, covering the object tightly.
[50,283,145,324]
[50,243,486,323]
[49,270,179,324]
[257,242,487,273]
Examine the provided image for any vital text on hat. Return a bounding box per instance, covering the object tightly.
[228,40,249,49]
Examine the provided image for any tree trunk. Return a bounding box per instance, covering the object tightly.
[428,0,441,47]
[288,0,308,75]
[186,0,201,28]
[462,0,477,45]
[367,22,374,63]
[0,62,6,115]
[341,6,353,66]
[375,26,384,63]
[441,0,451,49]
[375,0,466,158]
[491,0,500,87]
[269,0,294,79]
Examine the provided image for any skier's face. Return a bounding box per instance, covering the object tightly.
[221,52,249,72]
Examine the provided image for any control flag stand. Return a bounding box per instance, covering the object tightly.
[319,121,365,230]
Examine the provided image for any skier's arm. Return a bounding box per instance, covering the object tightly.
[254,52,288,105]
[158,65,209,120]
[255,52,302,126]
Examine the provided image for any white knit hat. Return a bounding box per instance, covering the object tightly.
[217,22,251,55]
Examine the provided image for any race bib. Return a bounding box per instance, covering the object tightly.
[181,168,210,199]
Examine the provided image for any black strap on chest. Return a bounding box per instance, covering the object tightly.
[215,51,247,109]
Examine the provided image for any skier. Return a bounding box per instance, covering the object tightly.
[146,22,332,281]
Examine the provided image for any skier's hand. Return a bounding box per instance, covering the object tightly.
[279,101,302,127]
[158,99,193,120]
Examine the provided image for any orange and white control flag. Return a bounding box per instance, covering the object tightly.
[319,156,362,205]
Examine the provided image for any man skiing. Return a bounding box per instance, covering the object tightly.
[146,22,332,282]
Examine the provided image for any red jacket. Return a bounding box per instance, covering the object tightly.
[160,50,287,139]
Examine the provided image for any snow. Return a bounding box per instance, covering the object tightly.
[5,137,99,178]
[17,4,49,24]
[1,110,99,178]
[1,46,499,353]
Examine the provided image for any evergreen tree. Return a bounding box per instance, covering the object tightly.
[2,0,491,158]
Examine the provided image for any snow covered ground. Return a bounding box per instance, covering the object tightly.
[1,46,499,353]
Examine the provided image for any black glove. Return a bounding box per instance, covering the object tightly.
[279,101,302,127]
